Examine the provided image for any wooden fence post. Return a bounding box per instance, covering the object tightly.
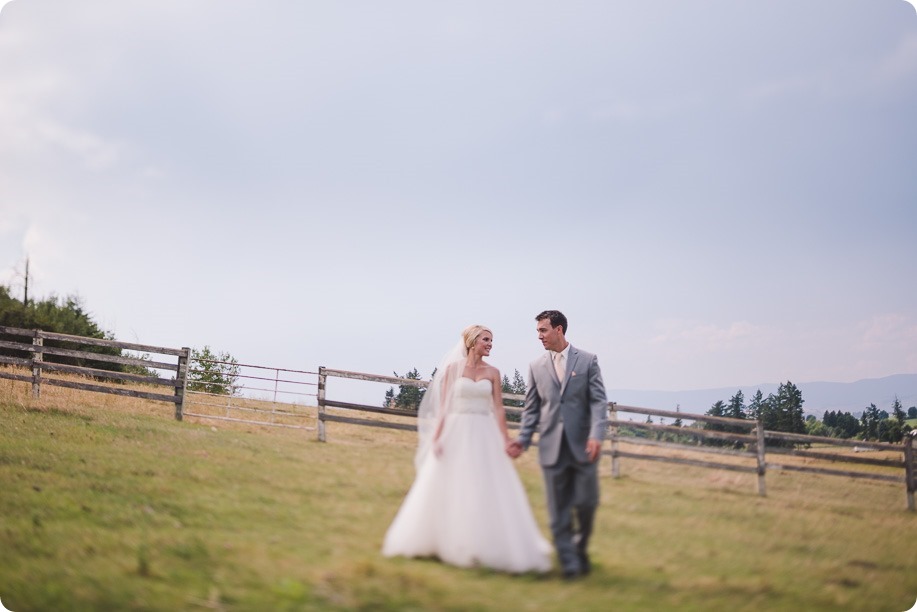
[609,402,620,478]
[317,366,326,442]
[31,331,43,399]
[755,420,767,497]
[905,432,915,512]
[174,347,190,421]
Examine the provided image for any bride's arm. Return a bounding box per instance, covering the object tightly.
[491,368,510,443]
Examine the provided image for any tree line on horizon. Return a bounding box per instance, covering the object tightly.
[385,365,915,445]
[696,385,914,444]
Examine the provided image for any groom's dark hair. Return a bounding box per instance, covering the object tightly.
[536,310,567,334]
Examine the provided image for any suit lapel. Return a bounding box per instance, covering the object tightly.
[560,346,579,395]
[540,353,560,388]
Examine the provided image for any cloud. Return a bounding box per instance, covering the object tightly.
[650,320,773,353]
[859,313,917,349]
[874,29,917,84]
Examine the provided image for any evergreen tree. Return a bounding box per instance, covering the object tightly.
[391,368,425,410]
[747,389,766,421]
[723,390,748,440]
[703,400,727,443]
[774,381,806,435]
[498,369,525,408]
[511,369,527,396]
[758,393,780,431]
[892,397,906,425]
[501,374,512,395]
[1,285,123,372]
[861,403,880,440]
[188,346,241,395]
[726,390,746,420]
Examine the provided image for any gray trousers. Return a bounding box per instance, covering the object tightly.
[541,434,599,574]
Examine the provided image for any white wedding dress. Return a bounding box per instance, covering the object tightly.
[382,377,552,573]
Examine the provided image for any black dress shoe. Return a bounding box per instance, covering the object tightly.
[578,553,591,575]
[562,561,587,580]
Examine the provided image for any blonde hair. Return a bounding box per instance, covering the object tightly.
[462,324,492,352]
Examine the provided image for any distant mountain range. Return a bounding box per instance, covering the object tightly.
[607,373,917,419]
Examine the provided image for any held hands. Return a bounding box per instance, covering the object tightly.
[505,439,523,459]
[586,438,602,463]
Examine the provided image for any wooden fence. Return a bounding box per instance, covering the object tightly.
[0,325,190,419]
[182,360,318,429]
[608,404,767,495]
[319,367,916,510]
[2,337,913,510]
[316,366,524,442]
[610,403,915,510]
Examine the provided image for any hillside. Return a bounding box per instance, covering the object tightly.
[1,382,915,610]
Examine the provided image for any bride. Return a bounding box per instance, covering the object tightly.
[382,325,552,574]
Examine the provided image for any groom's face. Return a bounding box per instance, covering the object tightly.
[536,319,564,352]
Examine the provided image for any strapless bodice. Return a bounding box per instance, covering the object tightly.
[451,377,493,415]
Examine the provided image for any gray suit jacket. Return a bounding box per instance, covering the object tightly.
[518,345,608,467]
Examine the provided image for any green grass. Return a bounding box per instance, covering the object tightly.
[0,390,915,611]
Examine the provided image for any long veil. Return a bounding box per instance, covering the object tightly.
[414,338,467,471]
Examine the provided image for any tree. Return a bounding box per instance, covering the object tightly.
[1,284,133,374]
[892,397,906,425]
[773,381,806,435]
[726,390,746,420]
[834,411,861,439]
[511,369,526,396]
[501,374,512,395]
[500,370,525,422]
[860,403,880,440]
[747,389,766,421]
[806,418,832,437]
[389,368,426,410]
[188,346,241,395]
[703,400,727,445]
[908,406,917,419]
[878,418,903,443]
[758,393,780,431]
[500,369,526,408]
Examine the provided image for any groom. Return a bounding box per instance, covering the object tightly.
[507,310,608,579]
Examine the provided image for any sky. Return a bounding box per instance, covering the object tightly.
[1,1,916,404]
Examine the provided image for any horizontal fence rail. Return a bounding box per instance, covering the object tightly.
[4,342,913,510]
[610,403,915,510]
[182,359,318,430]
[318,369,915,510]
[316,367,525,442]
[609,404,768,496]
[0,325,189,418]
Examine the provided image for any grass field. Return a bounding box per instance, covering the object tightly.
[1,380,915,611]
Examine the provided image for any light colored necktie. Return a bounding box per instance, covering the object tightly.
[554,352,565,382]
